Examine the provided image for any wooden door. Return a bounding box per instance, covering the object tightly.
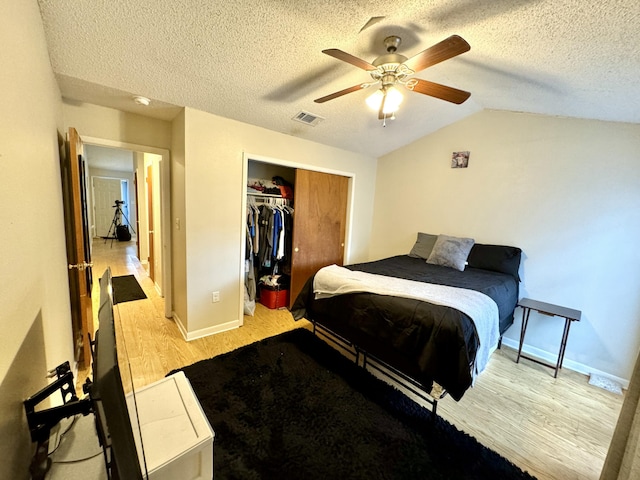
[146,165,155,281]
[61,127,93,368]
[290,169,349,306]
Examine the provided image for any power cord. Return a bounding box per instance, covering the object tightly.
[47,414,103,464]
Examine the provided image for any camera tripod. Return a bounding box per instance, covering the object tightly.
[104,201,136,246]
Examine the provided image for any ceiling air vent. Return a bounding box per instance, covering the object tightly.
[292,111,324,127]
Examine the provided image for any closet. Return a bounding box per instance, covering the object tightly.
[244,160,349,313]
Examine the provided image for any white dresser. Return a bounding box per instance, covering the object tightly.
[127,371,214,480]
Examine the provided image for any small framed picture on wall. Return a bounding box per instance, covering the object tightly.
[451,151,470,168]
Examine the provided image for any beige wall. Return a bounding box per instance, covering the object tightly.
[63,102,172,150]
[372,110,640,383]
[175,107,376,336]
[0,0,71,477]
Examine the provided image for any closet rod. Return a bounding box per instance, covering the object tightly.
[247,194,291,206]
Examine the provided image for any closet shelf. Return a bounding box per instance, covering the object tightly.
[248,192,287,198]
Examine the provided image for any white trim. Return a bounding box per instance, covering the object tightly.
[501,337,630,389]
[173,312,187,339]
[173,311,242,342]
[81,136,173,319]
[243,152,355,177]
[238,155,249,329]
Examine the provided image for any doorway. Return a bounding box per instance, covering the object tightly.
[82,139,172,318]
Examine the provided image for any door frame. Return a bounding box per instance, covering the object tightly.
[83,136,173,319]
[239,152,356,324]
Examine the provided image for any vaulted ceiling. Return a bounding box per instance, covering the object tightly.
[37,0,640,157]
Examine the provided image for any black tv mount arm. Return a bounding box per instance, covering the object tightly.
[23,361,93,444]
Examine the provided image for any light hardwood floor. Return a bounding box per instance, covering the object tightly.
[88,239,623,480]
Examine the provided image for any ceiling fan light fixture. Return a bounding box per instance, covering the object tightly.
[366,86,403,114]
[384,87,403,113]
[365,89,384,111]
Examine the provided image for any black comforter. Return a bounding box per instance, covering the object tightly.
[290,255,519,401]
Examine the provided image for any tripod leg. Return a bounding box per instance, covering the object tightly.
[104,208,120,247]
[119,210,136,235]
[104,221,114,244]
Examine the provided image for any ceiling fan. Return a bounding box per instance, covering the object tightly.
[314,35,471,121]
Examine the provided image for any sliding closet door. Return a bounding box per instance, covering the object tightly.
[290,169,349,307]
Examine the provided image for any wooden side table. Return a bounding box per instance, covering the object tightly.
[516,298,581,378]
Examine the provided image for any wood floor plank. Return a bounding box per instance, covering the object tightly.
[85,238,623,480]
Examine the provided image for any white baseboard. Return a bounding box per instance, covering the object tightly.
[173,312,241,341]
[501,337,629,389]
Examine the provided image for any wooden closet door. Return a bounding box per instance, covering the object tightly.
[290,169,349,307]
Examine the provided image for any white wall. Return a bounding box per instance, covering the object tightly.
[372,110,640,383]
[175,108,377,337]
[0,0,71,477]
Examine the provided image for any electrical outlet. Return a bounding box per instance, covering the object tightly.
[212,291,220,303]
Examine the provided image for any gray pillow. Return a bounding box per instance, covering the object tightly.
[426,234,475,271]
[408,232,438,259]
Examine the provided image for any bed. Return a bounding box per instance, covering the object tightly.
[290,233,522,403]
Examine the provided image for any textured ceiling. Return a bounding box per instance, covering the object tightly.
[37,0,640,157]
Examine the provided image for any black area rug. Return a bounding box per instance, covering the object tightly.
[172,329,536,480]
[111,275,147,304]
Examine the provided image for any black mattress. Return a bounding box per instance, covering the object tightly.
[291,255,519,401]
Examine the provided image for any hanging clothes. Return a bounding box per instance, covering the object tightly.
[244,224,256,315]
[246,194,293,308]
[258,204,273,268]
[250,200,293,266]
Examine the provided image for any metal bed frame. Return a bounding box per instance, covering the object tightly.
[311,320,447,416]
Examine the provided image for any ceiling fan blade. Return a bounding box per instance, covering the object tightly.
[314,84,367,103]
[409,79,471,104]
[322,49,377,71]
[402,35,470,73]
